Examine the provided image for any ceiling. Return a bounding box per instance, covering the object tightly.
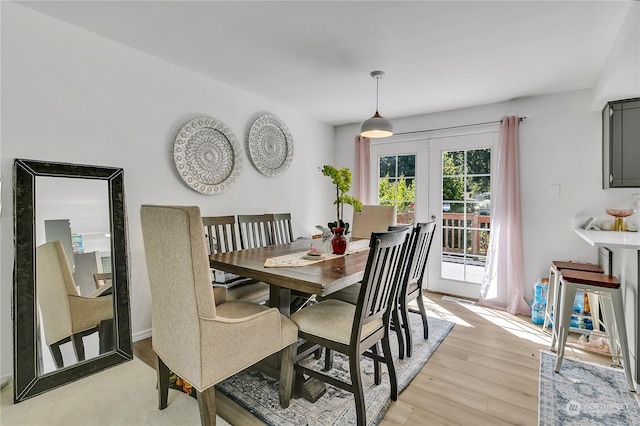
[17,1,632,126]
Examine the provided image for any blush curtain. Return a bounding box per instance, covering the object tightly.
[480,116,531,315]
[354,135,371,204]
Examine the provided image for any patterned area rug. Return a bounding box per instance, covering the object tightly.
[215,315,454,425]
[539,350,640,425]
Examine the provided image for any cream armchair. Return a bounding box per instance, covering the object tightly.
[350,204,397,239]
[36,240,113,368]
[140,205,298,426]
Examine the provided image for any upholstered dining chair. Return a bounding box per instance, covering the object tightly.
[289,228,411,426]
[202,215,270,304]
[350,204,397,239]
[237,214,273,248]
[36,240,114,368]
[140,205,298,426]
[267,213,295,245]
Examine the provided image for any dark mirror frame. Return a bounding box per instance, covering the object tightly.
[13,159,132,402]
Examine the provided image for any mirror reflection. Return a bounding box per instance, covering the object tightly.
[35,177,115,374]
[13,159,132,403]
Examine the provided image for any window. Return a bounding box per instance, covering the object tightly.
[441,148,491,283]
[378,154,416,224]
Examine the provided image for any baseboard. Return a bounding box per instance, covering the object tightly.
[441,295,476,305]
[1,374,12,390]
[132,328,152,343]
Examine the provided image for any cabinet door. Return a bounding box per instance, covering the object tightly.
[620,103,640,186]
[606,98,640,188]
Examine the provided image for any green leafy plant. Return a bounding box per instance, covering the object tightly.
[320,165,362,233]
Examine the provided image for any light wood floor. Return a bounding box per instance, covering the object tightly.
[134,291,620,425]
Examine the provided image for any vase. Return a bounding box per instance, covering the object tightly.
[331,227,348,255]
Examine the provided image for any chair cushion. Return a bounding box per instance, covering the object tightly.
[289,299,383,345]
[216,300,271,318]
[317,283,361,305]
[226,281,270,303]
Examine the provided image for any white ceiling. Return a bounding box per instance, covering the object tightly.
[17,1,632,126]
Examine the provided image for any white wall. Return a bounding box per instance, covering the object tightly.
[2,1,638,383]
[336,89,639,302]
[0,3,336,379]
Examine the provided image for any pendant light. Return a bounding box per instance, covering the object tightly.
[360,70,393,138]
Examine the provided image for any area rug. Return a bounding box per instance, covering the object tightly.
[539,350,640,425]
[215,315,454,426]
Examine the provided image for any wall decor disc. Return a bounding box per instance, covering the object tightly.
[173,116,242,194]
[247,114,293,176]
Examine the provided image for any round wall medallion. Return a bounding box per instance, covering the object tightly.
[247,114,293,176]
[173,116,242,194]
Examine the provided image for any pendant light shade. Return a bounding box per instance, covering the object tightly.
[360,70,393,138]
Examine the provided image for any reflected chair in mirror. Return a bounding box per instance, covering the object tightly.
[237,214,273,249]
[267,213,294,245]
[202,215,270,304]
[141,205,298,425]
[289,228,411,426]
[36,241,114,369]
[350,205,397,239]
[93,272,112,290]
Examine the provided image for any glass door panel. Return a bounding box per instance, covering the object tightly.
[428,132,497,298]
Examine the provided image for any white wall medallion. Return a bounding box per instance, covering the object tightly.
[247,114,293,177]
[173,116,242,194]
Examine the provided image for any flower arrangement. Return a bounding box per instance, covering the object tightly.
[320,165,362,234]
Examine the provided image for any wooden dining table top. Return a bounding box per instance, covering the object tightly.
[209,239,370,297]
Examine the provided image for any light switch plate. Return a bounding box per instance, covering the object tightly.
[549,184,561,197]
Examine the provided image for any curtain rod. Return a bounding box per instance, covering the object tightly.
[393,115,528,136]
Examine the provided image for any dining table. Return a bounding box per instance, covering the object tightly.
[209,238,371,402]
[209,238,371,316]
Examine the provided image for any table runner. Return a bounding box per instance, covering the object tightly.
[264,239,370,268]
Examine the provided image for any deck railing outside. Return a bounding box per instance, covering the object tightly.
[396,211,490,259]
[442,212,490,258]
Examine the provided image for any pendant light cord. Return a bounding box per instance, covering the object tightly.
[375,76,380,113]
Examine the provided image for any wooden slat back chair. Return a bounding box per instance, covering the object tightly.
[202,215,239,254]
[140,205,298,426]
[202,215,270,304]
[390,221,437,358]
[237,214,273,249]
[263,212,313,312]
[267,213,294,245]
[289,228,412,426]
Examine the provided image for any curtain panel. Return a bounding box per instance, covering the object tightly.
[354,135,371,205]
[480,116,530,315]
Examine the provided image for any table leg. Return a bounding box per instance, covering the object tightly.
[269,286,291,317]
[266,286,327,402]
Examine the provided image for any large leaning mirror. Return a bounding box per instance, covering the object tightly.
[13,159,132,402]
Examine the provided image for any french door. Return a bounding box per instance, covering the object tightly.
[370,129,497,299]
[427,132,497,298]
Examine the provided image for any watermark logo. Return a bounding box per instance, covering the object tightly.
[566,401,581,416]
[566,400,630,417]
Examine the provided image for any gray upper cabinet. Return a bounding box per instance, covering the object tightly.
[603,98,640,188]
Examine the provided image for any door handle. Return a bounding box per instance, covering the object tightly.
[431,215,437,221]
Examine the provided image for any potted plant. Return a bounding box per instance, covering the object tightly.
[320,165,362,254]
